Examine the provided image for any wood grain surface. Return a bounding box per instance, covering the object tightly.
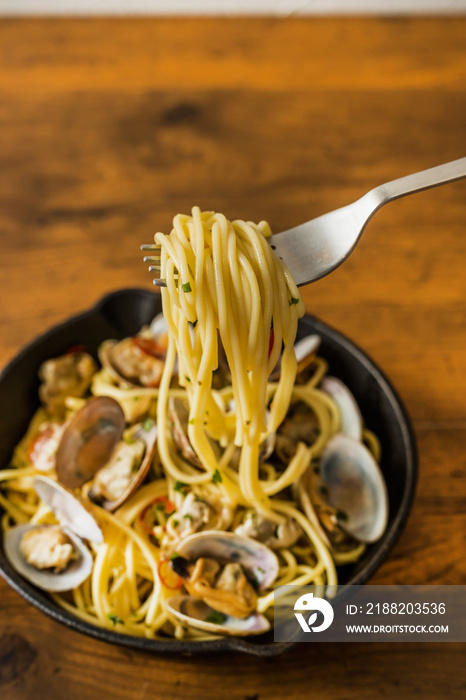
[0,16,465,700]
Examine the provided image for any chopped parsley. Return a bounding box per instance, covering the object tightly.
[182,282,192,293]
[205,611,226,625]
[107,613,124,626]
[188,418,195,425]
[143,418,154,431]
[172,519,179,528]
[183,513,193,521]
[184,375,191,383]
[170,551,180,561]
[174,481,188,495]
[289,297,300,306]
[211,469,222,484]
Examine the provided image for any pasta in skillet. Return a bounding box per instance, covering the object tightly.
[0,208,387,639]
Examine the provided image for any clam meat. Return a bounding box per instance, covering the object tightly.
[98,313,170,389]
[86,419,158,511]
[3,475,103,592]
[165,531,278,636]
[39,351,97,418]
[235,510,302,550]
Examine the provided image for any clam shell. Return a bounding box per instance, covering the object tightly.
[166,595,270,637]
[4,523,93,592]
[320,376,363,440]
[34,476,103,543]
[98,339,140,389]
[56,396,125,490]
[176,530,279,591]
[319,434,388,543]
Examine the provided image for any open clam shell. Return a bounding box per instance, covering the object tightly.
[165,595,270,637]
[320,376,363,440]
[56,396,125,490]
[34,475,103,543]
[87,419,158,511]
[98,313,170,389]
[4,523,94,592]
[166,531,278,637]
[175,530,279,590]
[319,434,388,543]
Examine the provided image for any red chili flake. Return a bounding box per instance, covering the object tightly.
[131,336,166,358]
[157,559,183,590]
[139,496,175,535]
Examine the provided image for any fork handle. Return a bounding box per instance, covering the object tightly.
[375,157,466,204]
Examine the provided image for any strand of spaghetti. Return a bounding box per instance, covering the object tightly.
[292,385,341,434]
[272,500,337,594]
[96,507,162,626]
[0,467,37,481]
[261,442,313,497]
[332,543,366,565]
[306,357,329,388]
[0,492,29,524]
[124,539,140,611]
[363,429,382,462]
[257,561,326,613]
[156,336,211,485]
[91,541,111,622]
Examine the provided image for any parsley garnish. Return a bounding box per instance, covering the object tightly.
[172,519,179,528]
[188,418,195,425]
[143,418,154,431]
[183,513,193,521]
[182,282,192,293]
[107,613,124,626]
[290,297,300,306]
[174,481,188,494]
[212,469,222,484]
[184,375,191,383]
[170,551,180,561]
[205,611,226,625]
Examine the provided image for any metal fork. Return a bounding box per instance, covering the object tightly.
[142,157,466,287]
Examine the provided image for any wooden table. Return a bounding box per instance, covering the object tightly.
[0,16,465,700]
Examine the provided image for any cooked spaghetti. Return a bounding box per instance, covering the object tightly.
[0,208,385,640]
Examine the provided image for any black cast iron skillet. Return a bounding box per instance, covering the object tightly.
[0,288,417,656]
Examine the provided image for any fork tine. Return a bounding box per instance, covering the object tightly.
[148,264,178,273]
[152,279,167,287]
[143,255,161,262]
[140,244,161,251]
